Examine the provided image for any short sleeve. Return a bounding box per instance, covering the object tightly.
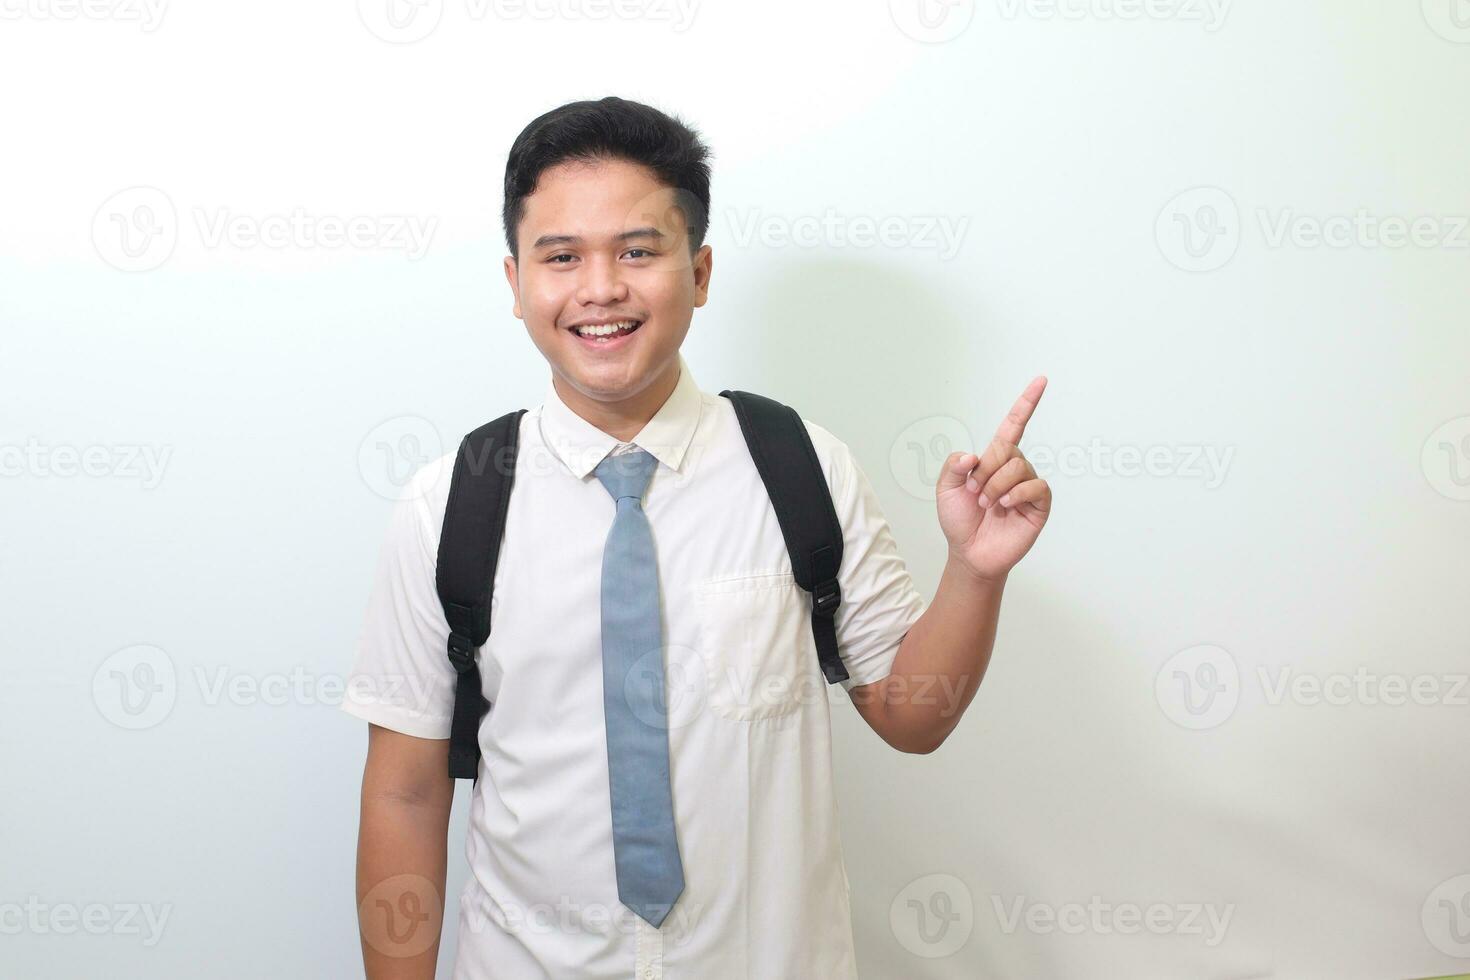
[807,424,928,692]
[340,456,457,738]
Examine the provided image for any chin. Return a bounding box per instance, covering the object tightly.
[562,357,645,394]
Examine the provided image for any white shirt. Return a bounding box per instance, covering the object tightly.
[342,353,928,979]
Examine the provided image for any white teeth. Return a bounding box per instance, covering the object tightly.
[574,320,639,337]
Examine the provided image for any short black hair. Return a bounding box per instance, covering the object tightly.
[501,96,712,262]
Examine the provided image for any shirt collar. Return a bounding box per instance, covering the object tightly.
[538,353,705,480]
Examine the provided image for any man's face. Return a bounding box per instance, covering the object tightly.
[504,157,712,405]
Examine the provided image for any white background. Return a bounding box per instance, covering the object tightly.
[2,0,1468,977]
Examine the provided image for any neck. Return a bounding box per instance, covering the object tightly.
[554,357,681,443]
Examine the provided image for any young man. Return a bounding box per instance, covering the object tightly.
[343,96,1051,979]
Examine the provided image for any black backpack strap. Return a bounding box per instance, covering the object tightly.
[435,409,527,780]
[718,390,849,685]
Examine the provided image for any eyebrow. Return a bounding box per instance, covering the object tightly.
[531,227,666,250]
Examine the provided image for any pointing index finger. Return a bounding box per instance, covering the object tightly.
[993,376,1048,446]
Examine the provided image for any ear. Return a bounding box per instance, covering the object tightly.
[503,255,523,319]
[691,244,712,309]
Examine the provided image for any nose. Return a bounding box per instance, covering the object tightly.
[575,253,629,308]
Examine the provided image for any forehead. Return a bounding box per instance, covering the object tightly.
[520,158,681,241]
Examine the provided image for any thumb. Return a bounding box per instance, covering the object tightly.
[936,451,979,496]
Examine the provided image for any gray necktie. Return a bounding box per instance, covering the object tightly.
[593,448,685,929]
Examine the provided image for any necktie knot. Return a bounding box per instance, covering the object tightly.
[594,448,657,504]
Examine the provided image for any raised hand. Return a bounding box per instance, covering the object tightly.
[934,377,1052,583]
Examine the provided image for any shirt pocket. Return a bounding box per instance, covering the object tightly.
[693,570,817,722]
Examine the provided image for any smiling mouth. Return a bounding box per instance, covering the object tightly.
[568,319,643,342]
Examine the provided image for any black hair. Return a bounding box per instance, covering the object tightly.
[501,96,712,261]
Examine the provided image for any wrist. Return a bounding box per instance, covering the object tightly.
[944,550,1009,591]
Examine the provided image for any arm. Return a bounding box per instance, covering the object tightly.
[852,377,1052,754]
[354,723,455,979]
[850,559,1005,754]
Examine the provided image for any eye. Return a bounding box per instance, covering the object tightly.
[624,248,653,259]
[547,253,575,264]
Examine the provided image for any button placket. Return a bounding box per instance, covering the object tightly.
[634,917,664,979]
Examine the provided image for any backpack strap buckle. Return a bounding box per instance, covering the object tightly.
[447,632,476,673]
[812,577,842,616]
